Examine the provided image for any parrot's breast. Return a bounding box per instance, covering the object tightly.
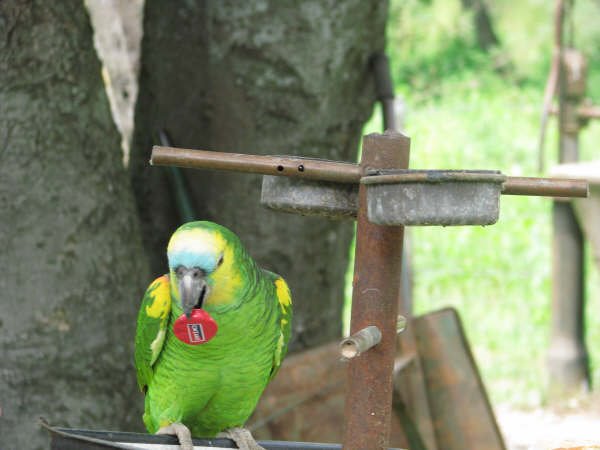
[144,289,279,436]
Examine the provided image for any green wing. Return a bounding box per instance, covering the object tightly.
[268,273,292,382]
[134,275,172,392]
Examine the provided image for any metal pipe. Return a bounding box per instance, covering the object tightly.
[549,104,600,120]
[340,326,382,360]
[152,146,589,198]
[578,105,600,120]
[502,176,588,198]
[151,146,361,184]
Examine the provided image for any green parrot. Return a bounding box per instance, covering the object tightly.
[134,221,292,450]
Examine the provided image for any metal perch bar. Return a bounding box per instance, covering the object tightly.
[151,146,588,198]
[151,146,361,184]
[340,326,383,360]
[502,176,588,198]
[549,104,600,120]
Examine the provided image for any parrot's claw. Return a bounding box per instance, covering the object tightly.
[217,427,265,450]
[156,422,193,450]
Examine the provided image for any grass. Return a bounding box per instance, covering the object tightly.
[344,0,600,409]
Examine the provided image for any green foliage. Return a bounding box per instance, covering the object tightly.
[387,0,497,98]
[348,0,600,408]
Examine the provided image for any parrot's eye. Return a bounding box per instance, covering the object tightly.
[175,266,186,277]
[191,268,204,278]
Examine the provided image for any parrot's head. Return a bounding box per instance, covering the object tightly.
[167,221,251,317]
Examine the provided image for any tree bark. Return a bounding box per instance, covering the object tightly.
[131,0,388,351]
[0,1,150,448]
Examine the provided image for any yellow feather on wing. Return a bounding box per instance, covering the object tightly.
[270,276,292,381]
[134,275,172,392]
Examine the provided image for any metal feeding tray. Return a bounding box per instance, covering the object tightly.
[261,173,358,220]
[362,170,507,226]
[45,425,362,450]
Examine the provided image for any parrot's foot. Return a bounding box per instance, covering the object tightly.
[156,422,193,450]
[217,427,265,450]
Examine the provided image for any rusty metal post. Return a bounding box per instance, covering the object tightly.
[343,132,409,450]
[372,53,413,316]
[548,48,590,395]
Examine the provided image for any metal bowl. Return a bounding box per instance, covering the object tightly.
[361,170,506,226]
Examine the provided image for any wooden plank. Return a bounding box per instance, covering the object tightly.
[413,308,505,450]
[573,185,600,271]
[551,161,600,184]
[394,331,439,450]
[249,342,409,449]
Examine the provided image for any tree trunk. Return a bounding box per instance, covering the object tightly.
[131,0,388,351]
[460,0,499,51]
[0,1,150,448]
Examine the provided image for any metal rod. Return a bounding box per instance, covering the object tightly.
[340,326,382,360]
[343,131,409,450]
[578,105,600,120]
[152,147,589,198]
[549,104,600,120]
[502,176,588,198]
[151,146,361,184]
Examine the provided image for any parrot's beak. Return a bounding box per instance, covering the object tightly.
[178,270,208,319]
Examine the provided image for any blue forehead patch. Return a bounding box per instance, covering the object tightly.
[168,251,218,273]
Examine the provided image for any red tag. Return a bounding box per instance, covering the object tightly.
[173,310,218,345]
